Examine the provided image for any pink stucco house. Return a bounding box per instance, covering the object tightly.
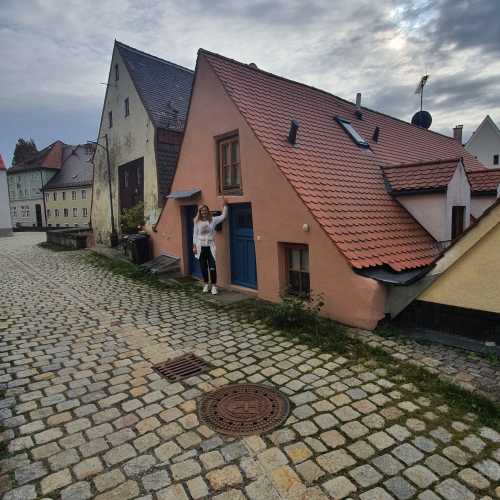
[151,50,497,330]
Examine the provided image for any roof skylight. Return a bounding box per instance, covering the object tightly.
[335,116,369,148]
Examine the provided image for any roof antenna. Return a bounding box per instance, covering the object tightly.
[411,74,432,129]
[288,119,299,145]
[415,74,429,112]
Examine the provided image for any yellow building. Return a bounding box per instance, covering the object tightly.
[45,145,94,228]
[419,198,500,314]
[396,198,500,337]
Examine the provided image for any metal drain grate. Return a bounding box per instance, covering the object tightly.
[152,353,210,382]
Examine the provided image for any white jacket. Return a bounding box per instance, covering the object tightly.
[193,205,228,259]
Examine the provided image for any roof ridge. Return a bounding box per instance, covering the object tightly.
[116,40,194,74]
[468,167,500,175]
[198,48,465,144]
[382,157,461,169]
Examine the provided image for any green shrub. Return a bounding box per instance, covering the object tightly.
[120,202,145,234]
[268,292,324,332]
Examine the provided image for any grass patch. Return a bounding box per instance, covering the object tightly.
[38,242,78,252]
[81,251,500,430]
[81,252,200,294]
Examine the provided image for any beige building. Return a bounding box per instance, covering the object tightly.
[44,145,94,228]
[91,41,193,246]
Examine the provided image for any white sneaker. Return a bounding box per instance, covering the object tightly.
[211,286,218,295]
[202,284,210,293]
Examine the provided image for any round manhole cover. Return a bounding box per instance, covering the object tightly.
[198,383,290,437]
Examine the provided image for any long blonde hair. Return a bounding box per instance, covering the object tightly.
[195,205,212,223]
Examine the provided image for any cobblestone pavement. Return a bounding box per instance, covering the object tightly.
[350,332,500,403]
[1,232,499,500]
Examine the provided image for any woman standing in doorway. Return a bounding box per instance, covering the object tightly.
[193,199,228,294]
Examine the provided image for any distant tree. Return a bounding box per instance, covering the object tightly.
[12,138,38,165]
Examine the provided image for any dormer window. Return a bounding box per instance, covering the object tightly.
[335,116,369,148]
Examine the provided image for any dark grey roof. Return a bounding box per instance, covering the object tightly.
[44,145,94,189]
[116,41,194,131]
[355,266,432,286]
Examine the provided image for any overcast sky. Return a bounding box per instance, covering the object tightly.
[1,0,499,166]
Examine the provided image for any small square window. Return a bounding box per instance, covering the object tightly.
[109,111,113,128]
[494,154,499,165]
[124,98,130,117]
[285,245,310,296]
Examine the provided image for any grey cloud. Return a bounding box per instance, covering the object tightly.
[1,0,499,165]
[398,0,500,56]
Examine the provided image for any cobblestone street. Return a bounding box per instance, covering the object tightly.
[1,232,499,499]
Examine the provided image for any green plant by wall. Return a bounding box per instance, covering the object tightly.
[120,202,145,234]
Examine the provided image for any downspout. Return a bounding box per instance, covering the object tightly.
[39,168,48,228]
[104,134,118,246]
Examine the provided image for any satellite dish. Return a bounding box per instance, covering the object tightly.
[411,110,432,129]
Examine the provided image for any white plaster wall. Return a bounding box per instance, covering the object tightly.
[0,171,12,232]
[397,193,446,241]
[9,199,47,227]
[445,162,471,240]
[471,195,497,218]
[92,47,157,245]
[466,119,500,169]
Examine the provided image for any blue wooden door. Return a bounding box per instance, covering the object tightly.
[230,203,257,289]
[184,205,202,278]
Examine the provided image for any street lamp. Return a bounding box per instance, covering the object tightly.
[88,134,119,247]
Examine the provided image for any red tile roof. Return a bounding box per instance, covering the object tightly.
[8,141,64,173]
[468,168,500,194]
[0,153,6,171]
[201,50,486,271]
[382,158,461,193]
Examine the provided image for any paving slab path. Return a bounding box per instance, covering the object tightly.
[1,232,499,499]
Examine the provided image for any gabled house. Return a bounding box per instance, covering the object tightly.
[44,144,94,228]
[91,41,194,246]
[152,49,490,329]
[7,141,64,228]
[0,154,13,236]
[465,115,500,169]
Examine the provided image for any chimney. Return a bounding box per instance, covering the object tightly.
[355,93,362,119]
[453,124,463,144]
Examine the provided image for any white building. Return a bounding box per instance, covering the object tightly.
[465,115,500,169]
[0,154,13,236]
[7,141,63,228]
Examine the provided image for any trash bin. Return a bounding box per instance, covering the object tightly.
[123,233,150,264]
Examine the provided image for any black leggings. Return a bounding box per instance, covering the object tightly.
[199,246,217,284]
